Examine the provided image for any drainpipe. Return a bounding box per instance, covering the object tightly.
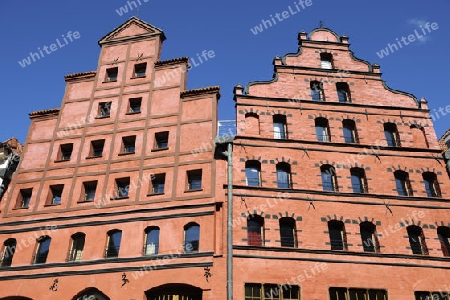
[226,142,233,300]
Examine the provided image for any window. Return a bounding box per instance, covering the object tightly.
[394,170,413,196]
[445,136,450,150]
[98,102,112,118]
[154,131,169,150]
[246,161,261,187]
[415,291,450,300]
[315,118,330,142]
[329,288,387,300]
[279,218,296,247]
[276,163,291,189]
[34,236,51,264]
[144,227,160,255]
[68,233,85,262]
[105,67,118,82]
[273,115,287,139]
[49,184,64,205]
[423,172,441,197]
[184,223,200,252]
[58,143,73,161]
[150,173,165,195]
[128,97,142,113]
[407,225,428,255]
[244,112,260,135]
[411,125,428,148]
[134,63,147,78]
[320,53,333,69]
[321,165,338,192]
[121,135,136,154]
[350,168,367,193]
[360,222,378,253]
[114,177,130,199]
[245,283,300,300]
[384,123,401,147]
[336,82,351,103]
[1,239,16,267]
[310,81,324,101]
[106,230,122,258]
[187,169,202,191]
[438,226,450,257]
[328,220,346,250]
[343,119,358,143]
[90,139,105,158]
[17,188,32,208]
[247,215,264,246]
[82,181,97,202]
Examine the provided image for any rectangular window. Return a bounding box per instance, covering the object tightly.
[187,170,202,191]
[128,97,142,113]
[273,115,287,139]
[115,177,130,199]
[82,181,97,202]
[34,236,51,264]
[245,283,301,300]
[90,139,105,158]
[98,102,112,118]
[328,221,346,250]
[154,131,169,150]
[69,234,85,262]
[49,184,64,205]
[17,188,32,208]
[58,143,73,161]
[105,67,118,82]
[1,239,16,267]
[330,287,388,300]
[150,173,165,195]
[121,136,136,154]
[134,63,147,78]
[415,291,450,300]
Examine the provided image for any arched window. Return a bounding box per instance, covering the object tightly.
[106,230,122,258]
[279,218,296,247]
[336,82,351,103]
[273,115,287,139]
[73,287,110,300]
[310,81,325,101]
[320,53,333,69]
[247,215,264,247]
[1,238,17,267]
[328,221,347,250]
[315,118,330,142]
[422,172,441,198]
[384,123,401,147]
[244,112,260,135]
[144,226,160,255]
[245,160,261,187]
[394,170,413,196]
[34,236,51,264]
[360,222,378,253]
[410,125,428,148]
[276,163,291,189]
[437,226,450,257]
[68,233,85,262]
[184,223,200,253]
[407,225,428,255]
[145,284,202,300]
[342,119,358,143]
[350,168,367,194]
[321,165,338,192]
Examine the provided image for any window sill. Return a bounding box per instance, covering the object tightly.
[152,147,169,152]
[147,192,165,196]
[95,115,110,119]
[118,152,135,156]
[44,203,62,207]
[102,80,117,83]
[110,196,129,200]
[12,206,29,210]
[86,155,102,159]
[130,75,146,79]
[125,111,141,115]
[184,189,203,193]
[54,159,70,163]
[77,200,94,203]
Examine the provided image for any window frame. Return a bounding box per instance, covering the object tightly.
[144,226,160,255]
[423,172,441,198]
[89,139,105,158]
[407,225,428,255]
[321,165,338,192]
[105,67,118,82]
[276,163,292,189]
[81,181,97,202]
[336,82,351,103]
[133,62,147,78]
[184,223,200,253]
[384,123,401,147]
[320,53,333,69]
[342,119,358,143]
[98,101,112,118]
[273,115,287,139]
[121,135,136,154]
[394,170,413,196]
[350,168,367,194]
[68,233,85,262]
[105,230,122,258]
[128,97,142,114]
[150,173,165,195]
[34,236,51,264]
[246,161,261,187]
[1,239,17,267]
[247,215,264,247]
[437,226,450,257]
[48,184,64,205]
[187,169,202,191]
[360,222,379,253]
[114,177,130,199]
[17,188,32,208]
[310,81,325,101]
[154,131,169,150]
[328,220,347,250]
[279,217,296,248]
[315,118,331,142]
[58,143,73,161]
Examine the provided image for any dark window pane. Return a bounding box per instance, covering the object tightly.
[145,228,160,255]
[185,225,199,252]
[280,219,296,247]
[248,218,263,246]
[106,231,122,257]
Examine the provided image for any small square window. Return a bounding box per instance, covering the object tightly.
[90,139,105,158]
[150,173,165,195]
[82,181,97,202]
[128,98,142,114]
[121,136,136,154]
[134,63,147,78]
[58,143,73,161]
[49,184,64,205]
[187,170,202,191]
[98,102,112,118]
[17,188,32,208]
[105,67,118,82]
[114,177,130,199]
[154,131,169,150]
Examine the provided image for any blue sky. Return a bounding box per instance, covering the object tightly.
[0,0,449,143]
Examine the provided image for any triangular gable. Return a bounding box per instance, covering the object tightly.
[98,16,166,46]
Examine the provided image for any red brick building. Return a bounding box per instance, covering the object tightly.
[230,28,450,299]
[0,17,225,300]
